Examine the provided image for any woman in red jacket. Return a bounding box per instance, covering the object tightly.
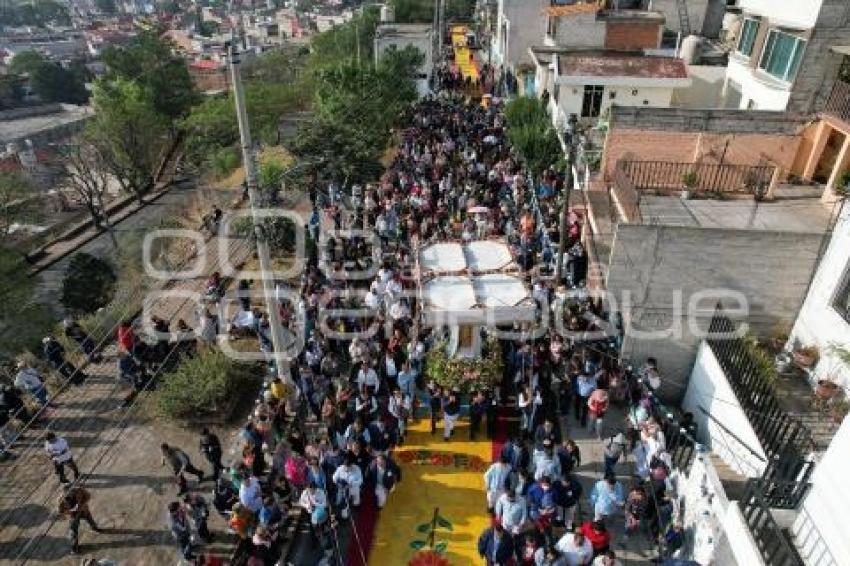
[580,520,611,558]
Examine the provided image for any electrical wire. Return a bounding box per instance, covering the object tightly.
[0,236,253,534]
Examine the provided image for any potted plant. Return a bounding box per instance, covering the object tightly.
[831,399,849,424]
[815,379,841,401]
[834,171,850,199]
[793,345,819,369]
[768,325,789,354]
[681,170,699,199]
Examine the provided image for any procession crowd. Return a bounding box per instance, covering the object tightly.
[0,50,693,566]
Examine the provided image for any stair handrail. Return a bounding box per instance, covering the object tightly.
[697,405,767,463]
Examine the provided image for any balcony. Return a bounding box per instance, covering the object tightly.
[824,79,850,124]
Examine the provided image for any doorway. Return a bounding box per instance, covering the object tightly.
[814,128,846,184]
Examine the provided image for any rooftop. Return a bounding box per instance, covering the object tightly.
[375,23,433,39]
[559,51,688,80]
[0,104,91,145]
[637,191,832,233]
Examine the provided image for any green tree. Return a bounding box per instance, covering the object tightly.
[101,31,198,130]
[504,97,563,177]
[88,78,168,202]
[0,171,31,236]
[9,51,88,104]
[389,0,475,23]
[0,247,54,360]
[60,253,117,315]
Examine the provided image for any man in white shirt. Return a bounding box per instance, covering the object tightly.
[332,455,363,517]
[494,489,527,536]
[357,361,379,393]
[299,482,329,526]
[555,530,594,566]
[45,432,79,484]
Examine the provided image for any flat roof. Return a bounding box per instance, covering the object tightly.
[559,53,688,80]
[0,104,90,145]
[543,3,601,17]
[637,193,832,233]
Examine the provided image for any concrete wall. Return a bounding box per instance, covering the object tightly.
[738,0,823,29]
[683,342,769,477]
[725,55,792,111]
[552,12,606,48]
[609,106,805,134]
[715,503,767,566]
[677,451,730,564]
[606,224,824,400]
[788,205,850,391]
[556,84,674,121]
[787,0,850,115]
[672,65,726,109]
[791,415,850,566]
[649,0,708,34]
[602,128,802,178]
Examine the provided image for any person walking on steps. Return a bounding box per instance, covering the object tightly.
[199,428,223,482]
[161,443,204,495]
[58,484,101,555]
[45,432,80,484]
[167,500,195,561]
[43,336,85,385]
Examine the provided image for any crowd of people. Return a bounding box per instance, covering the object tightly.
[0,37,696,566]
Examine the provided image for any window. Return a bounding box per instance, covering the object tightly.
[581,85,604,118]
[737,18,759,57]
[758,29,806,82]
[833,263,850,324]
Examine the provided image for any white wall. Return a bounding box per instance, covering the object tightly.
[673,65,726,109]
[724,55,792,111]
[791,416,850,566]
[683,342,769,478]
[555,83,674,120]
[677,453,729,564]
[788,205,850,391]
[738,0,823,28]
[718,503,767,566]
[375,35,432,97]
[496,0,546,71]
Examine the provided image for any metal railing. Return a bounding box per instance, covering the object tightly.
[740,479,805,566]
[610,161,642,223]
[824,79,850,124]
[706,307,815,491]
[619,159,774,194]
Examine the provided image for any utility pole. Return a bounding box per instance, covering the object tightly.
[555,114,579,284]
[227,38,294,389]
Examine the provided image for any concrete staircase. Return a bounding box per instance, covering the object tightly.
[708,452,750,502]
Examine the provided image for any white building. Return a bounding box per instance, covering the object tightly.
[723,0,825,111]
[490,0,547,74]
[787,204,850,391]
[374,23,433,98]
[533,48,691,128]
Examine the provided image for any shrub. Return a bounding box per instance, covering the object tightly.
[156,349,259,420]
[424,338,502,393]
[209,146,241,178]
[60,253,117,315]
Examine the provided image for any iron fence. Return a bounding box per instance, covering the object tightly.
[824,79,850,124]
[619,159,774,194]
[706,308,815,491]
[740,479,805,566]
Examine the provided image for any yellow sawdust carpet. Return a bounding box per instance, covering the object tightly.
[367,417,493,565]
